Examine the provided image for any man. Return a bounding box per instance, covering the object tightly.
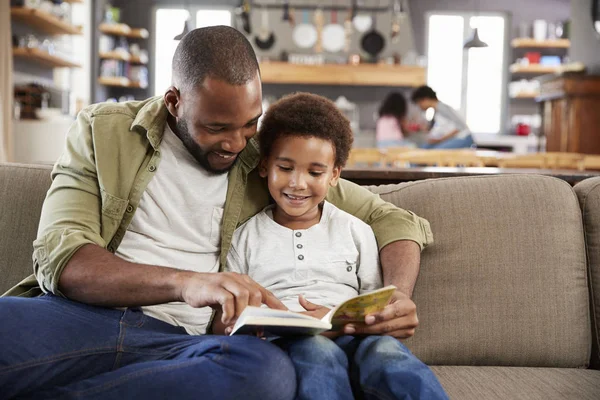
[411,85,475,149]
[0,27,433,398]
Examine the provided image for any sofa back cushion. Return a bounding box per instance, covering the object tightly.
[368,175,590,368]
[574,177,600,369]
[0,163,52,294]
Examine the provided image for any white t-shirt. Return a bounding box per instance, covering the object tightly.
[116,123,228,335]
[226,201,382,312]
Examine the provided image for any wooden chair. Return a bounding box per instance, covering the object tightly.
[347,148,384,167]
[579,155,600,171]
[497,153,584,170]
[390,150,485,168]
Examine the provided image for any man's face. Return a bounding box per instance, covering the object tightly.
[260,135,340,227]
[165,73,262,174]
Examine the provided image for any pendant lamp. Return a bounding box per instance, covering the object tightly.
[464,27,488,49]
[174,10,191,40]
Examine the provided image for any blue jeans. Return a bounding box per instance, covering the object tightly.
[0,295,296,400]
[421,135,475,149]
[274,335,448,400]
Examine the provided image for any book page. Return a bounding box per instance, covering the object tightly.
[326,285,396,327]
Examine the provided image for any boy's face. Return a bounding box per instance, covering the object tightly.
[260,135,341,225]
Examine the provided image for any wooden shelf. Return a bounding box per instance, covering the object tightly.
[98,76,147,89]
[511,38,570,48]
[510,93,539,99]
[99,23,149,39]
[99,51,148,64]
[259,62,426,87]
[13,47,81,68]
[509,64,560,74]
[63,0,84,3]
[11,7,82,35]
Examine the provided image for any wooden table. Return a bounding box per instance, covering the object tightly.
[341,166,600,186]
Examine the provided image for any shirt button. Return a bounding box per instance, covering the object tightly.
[347,266,353,272]
[155,151,161,157]
[298,255,304,260]
[297,244,303,249]
[295,232,302,237]
[126,205,133,213]
[148,165,156,172]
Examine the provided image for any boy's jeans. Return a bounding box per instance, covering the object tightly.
[0,294,296,400]
[275,335,449,400]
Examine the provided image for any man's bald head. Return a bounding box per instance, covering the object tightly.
[172,26,260,92]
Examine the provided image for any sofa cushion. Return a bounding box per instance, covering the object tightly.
[369,175,590,367]
[0,163,52,294]
[431,366,600,400]
[574,177,600,369]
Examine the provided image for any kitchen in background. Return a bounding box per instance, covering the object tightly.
[8,0,599,163]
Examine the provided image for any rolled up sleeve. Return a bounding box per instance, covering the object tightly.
[326,179,433,251]
[33,110,105,296]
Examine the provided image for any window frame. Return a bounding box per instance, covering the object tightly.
[424,11,511,136]
[151,5,234,96]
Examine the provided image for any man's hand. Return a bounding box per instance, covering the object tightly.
[178,271,286,326]
[343,289,418,339]
[427,137,442,145]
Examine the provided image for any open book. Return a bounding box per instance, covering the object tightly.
[230,285,396,337]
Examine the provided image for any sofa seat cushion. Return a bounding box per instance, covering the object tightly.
[432,366,600,400]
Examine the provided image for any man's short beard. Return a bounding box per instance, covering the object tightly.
[174,118,231,174]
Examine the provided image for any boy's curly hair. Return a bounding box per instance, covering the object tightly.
[258,92,353,167]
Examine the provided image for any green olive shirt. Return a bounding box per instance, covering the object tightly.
[4,96,433,298]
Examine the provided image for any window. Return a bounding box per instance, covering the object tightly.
[426,12,508,135]
[154,8,232,96]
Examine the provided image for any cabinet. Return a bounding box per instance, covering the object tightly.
[538,75,600,154]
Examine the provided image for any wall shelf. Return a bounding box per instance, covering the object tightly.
[10,7,82,35]
[509,64,560,74]
[259,62,426,87]
[63,0,84,3]
[99,23,149,39]
[511,38,570,48]
[99,51,147,64]
[13,47,81,68]
[510,93,539,99]
[98,76,147,89]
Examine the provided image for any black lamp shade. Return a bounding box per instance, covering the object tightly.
[464,27,488,49]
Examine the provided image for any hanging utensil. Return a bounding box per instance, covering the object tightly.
[254,6,276,50]
[293,9,317,49]
[314,7,325,53]
[239,0,252,35]
[322,1,345,53]
[391,0,401,43]
[360,11,385,59]
[344,1,354,53]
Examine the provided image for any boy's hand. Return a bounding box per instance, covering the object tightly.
[298,296,342,339]
[343,289,418,339]
[298,295,331,319]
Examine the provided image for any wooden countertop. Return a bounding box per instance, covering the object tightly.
[341,166,600,186]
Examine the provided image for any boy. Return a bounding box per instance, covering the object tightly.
[215,93,448,400]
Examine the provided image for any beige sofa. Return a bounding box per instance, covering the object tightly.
[1,162,599,399]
